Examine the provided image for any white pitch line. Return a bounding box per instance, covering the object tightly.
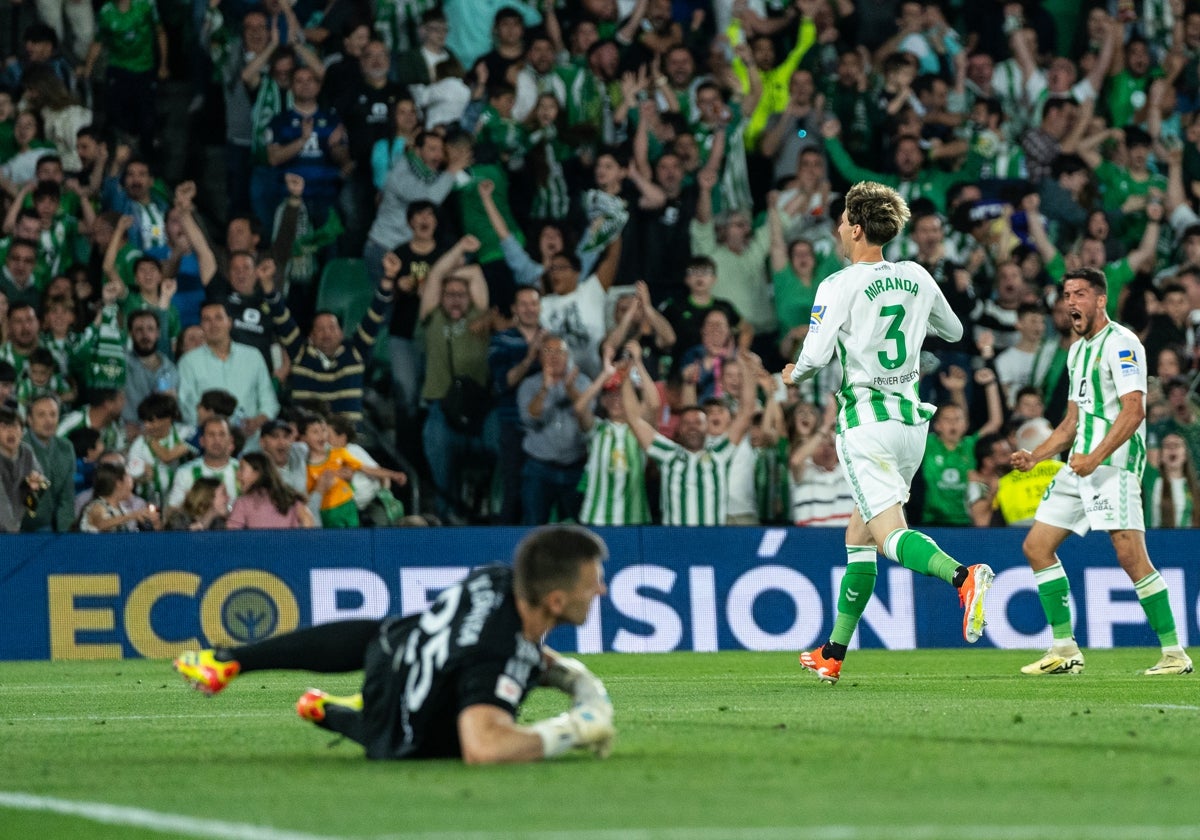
[0,792,349,840]
[2,711,283,723]
[4,793,1199,840]
[1136,704,1200,711]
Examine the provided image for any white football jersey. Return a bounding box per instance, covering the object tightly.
[791,259,963,432]
[1066,320,1148,477]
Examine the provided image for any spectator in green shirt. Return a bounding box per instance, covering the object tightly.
[80,0,167,162]
[915,365,1004,526]
[819,117,978,213]
[1104,35,1162,131]
[1077,124,1167,249]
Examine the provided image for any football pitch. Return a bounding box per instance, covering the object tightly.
[3,650,1198,840]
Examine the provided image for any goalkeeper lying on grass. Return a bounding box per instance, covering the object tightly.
[174,525,614,764]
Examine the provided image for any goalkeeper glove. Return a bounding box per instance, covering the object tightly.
[530,701,615,760]
[543,655,610,707]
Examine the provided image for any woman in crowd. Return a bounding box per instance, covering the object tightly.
[79,462,160,532]
[18,67,93,172]
[227,452,315,529]
[678,308,739,404]
[165,476,229,531]
[0,110,54,196]
[1144,432,1200,528]
[370,97,420,191]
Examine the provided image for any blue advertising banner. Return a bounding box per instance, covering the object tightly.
[0,527,1194,660]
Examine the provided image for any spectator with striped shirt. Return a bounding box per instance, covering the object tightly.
[788,422,855,529]
[575,343,658,527]
[622,349,762,526]
[264,253,396,428]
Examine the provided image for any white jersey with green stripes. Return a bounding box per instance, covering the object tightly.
[579,420,650,526]
[1066,320,1148,478]
[646,432,735,525]
[791,259,963,432]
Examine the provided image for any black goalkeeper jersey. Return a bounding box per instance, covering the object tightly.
[360,566,544,760]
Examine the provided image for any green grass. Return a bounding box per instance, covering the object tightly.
[3,650,1199,839]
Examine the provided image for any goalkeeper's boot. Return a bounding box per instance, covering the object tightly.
[296,689,364,724]
[799,644,842,684]
[1143,650,1194,676]
[1020,643,1085,675]
[173,649,240,696]
[959,563,995,644]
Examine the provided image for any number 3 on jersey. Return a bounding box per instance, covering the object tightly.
[877,304,908,370]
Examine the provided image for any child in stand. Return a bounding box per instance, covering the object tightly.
[126,392,196,509]
[14,346,74,417]
[326,415,381,514]
[40,297,80,377]
[67,427,104,495]
[299,415,406,528]
[184,389,237,453]
[30,179,95,277]
[106,214,180,352]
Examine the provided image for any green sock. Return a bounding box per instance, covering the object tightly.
[830,547,878,647]
[1134,571,1179,648]
[1033,562,1074,641]
[883,529,960,585]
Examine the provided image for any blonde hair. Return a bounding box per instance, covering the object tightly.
[844,181,910,246]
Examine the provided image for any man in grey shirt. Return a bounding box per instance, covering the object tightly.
[516,335,592,526]
[0,406,45,534]
[363,131,472,283]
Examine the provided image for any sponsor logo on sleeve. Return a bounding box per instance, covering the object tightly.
[810,305,826,327]
[1117,348,1139,377]
[495,674,522,705]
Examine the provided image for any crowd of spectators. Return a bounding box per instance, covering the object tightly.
[4,0,1200,532]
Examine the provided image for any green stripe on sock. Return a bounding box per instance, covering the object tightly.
[1035,567,1073,641]
[1136,572,1179,648]
[892,530,959,585]
[830,552,878,647]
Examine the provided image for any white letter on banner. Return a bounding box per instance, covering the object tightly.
[982,567,1069,649]
[831,566,916,650]
[726,566,822,651]
[610,565,683,653]
[689,566,718,652]
[399,567,471,617]
[1085,567,1189,649]
[310,569,390,625]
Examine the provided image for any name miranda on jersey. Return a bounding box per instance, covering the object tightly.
[864,277,920,301]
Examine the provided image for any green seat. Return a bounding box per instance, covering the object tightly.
[316,258,372,332]
[315,257,392,371]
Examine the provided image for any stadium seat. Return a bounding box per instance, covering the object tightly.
[315,257,393,378]
[316,258,372,332]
